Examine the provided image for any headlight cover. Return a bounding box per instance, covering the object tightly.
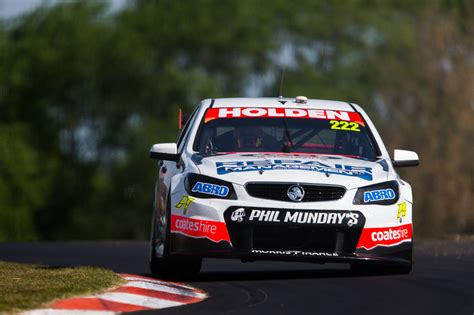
[184,173,237,199]
[353,180,399,205]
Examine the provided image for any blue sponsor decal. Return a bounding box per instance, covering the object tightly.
[363,189,396,202]
[192,182,230,197]
[216,160,373,181]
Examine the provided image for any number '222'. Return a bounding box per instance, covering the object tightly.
[330,120,361,132]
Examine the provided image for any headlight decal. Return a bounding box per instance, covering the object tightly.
[363,188,396,203]
[192,182,229,197]
[185,173,237,199]
[353,180,399,205]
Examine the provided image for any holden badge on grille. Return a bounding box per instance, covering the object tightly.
[287,184,305,202]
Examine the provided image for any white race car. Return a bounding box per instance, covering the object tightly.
[149,97,419,277]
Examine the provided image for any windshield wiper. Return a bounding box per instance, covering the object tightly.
[281,117,293,153]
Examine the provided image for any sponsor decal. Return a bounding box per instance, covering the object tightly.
[353,180,399,205]
[204,107,364,125]
[397,202,407,222]
[363,188,396,203]
[252,249,339,257]
[191,182,229,197]
[287,184,305,202]
[240,153,342,160]
[175,195,195,213]
[234,209,360,227]
[216,159,373,181]
[230,208,246,223]
[329,120,361,132]
[356,224,412,250]
[171,215,230,243]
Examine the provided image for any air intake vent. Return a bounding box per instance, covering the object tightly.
[246,183,345,202]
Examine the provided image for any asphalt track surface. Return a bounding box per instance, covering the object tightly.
[1,240,473,315]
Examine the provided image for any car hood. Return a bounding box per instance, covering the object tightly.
[191,153,390,189]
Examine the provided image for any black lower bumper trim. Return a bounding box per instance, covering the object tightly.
[170,232,412,265]
[223,206,366,256]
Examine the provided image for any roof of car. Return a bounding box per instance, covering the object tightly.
[209,97,355,111]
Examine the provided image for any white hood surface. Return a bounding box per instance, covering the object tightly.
[192,153,389,190]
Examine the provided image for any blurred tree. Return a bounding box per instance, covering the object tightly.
[0,124,45,240]
[263,0,473,237]
[0,0,471,240]
[0,0,280,239]
[1,2,114,239]
[377,1,474,235]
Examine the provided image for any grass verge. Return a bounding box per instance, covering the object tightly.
[0,260,124,314]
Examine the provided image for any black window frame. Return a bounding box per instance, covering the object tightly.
[176,105,200,149]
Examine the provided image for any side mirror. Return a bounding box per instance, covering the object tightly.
[150,143,179,161]
[392,149,419,167]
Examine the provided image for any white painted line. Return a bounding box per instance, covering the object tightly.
[120,276,198,291]
[358,239,412,251]
[22,309,116,315]
[123,281,207,298]
[96,292,184,309]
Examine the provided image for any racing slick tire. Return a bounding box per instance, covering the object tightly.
[149,194,202,279]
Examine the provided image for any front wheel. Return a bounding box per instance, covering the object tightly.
[150,195,202,279]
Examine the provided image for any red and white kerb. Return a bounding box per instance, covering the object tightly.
[22,274,207,314]
[204,107,364,125]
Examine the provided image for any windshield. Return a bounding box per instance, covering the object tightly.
[193,107,379,160]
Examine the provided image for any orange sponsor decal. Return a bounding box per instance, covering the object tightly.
[171,215,230,243]
[357,224,412,250]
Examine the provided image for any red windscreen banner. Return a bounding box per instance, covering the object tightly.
[204,107,364,125]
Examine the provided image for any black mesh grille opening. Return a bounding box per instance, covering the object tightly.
[246,183,345,202]
[228,225,363,255]
[252,226,337,252]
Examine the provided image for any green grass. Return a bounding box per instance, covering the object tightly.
[0,261,124,314]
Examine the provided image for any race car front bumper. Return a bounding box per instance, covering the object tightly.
[168,196,413,266]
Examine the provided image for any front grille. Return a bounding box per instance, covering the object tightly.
[246,183,345,202]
